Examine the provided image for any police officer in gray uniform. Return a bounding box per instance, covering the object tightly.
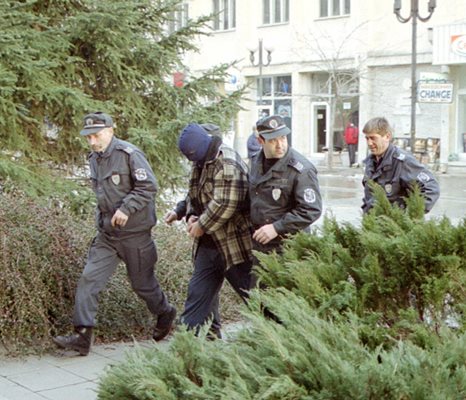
[249,115,322,258]
[53,112,176,355]
[361,117,440,213]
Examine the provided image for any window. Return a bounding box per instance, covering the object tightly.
[263,0,289,25]
[213,0,236,31]
[167,3,188,34]
[320,0,350,18]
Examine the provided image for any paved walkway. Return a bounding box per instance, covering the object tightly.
[0,339,164,400]
[0,324,244,400]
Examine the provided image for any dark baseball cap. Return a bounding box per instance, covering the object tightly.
[80,112,113,136]
[256,115,290,140]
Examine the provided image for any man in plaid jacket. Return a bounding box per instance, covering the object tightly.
[168,123,252,338]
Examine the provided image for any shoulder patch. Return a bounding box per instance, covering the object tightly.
[396,153,406,161]
[288,159,304,172]
[417,171,431,182]
[134,168,148,181]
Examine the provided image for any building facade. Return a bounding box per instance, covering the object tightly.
[180,0,466,171]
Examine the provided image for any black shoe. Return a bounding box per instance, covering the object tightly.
[52,327,93,356]
[206,327,222,341]
[153,306,176,342]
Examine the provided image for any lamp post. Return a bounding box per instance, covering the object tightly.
[394,0,436,150]
[249,39,273,108]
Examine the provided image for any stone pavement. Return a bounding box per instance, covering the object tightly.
[0,324,244,400]
[0,339,164,400]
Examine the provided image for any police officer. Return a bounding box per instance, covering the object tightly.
[361,117,440,213]
[53,112,176,356]
[249,115,322,259]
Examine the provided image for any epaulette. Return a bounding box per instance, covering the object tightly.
[288,158,304,172]
[118,145,134,155]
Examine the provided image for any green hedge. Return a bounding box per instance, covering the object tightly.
[97,186,466,399]
[0,191,242,356]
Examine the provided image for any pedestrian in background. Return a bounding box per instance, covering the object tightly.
[249,115,322,279]
[247,126,261,163]
[361,116,440,213]
[53,112,176,356]
[172,123,252,339]
[344,121,359,167]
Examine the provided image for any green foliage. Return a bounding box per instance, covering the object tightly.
[96,188,465,398]
[0,0,245,189]
[253,189,465,347]
[0,192,241,356]
[0,155,94,215]
[98,292,466,399]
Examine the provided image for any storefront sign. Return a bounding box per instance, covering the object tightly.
[418,82,453,103]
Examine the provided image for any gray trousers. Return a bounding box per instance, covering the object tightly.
[180,242,252,333]
[73,231,170,327]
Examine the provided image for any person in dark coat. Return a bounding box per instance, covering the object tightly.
[53,112,176,355]
[361,117,440,213]
[249,115,322,262]
[247,126,261,161]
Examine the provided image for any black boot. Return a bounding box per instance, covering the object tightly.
[153,305,176,342]
[53,327,93,356]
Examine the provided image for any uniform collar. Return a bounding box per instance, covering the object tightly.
[365,143,396,172]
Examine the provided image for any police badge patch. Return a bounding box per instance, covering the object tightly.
[111,174,120,185]
[135,168,148,181]
[384,183,392,194]
[304,188,316,203]
[272,188,281,201]
[417,172,430,182]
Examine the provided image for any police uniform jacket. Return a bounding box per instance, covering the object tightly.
[187,143,253,269]
[89,136,157,235]
[362,143,440,213]
[249,147,322,242]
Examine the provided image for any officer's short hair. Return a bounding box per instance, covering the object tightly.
[362,117,393,137]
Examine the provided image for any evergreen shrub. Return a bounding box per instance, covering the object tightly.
[0,191,241,356]
[97,187,466,399]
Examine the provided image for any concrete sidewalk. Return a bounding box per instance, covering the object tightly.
[0,323,244,400]
[0,338,164,400]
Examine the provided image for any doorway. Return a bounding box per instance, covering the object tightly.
[311,102,329,153]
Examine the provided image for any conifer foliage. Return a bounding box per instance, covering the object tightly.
[0,0,243,187]
[98,188,466,399]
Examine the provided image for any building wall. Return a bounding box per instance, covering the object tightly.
[182,0,466,165]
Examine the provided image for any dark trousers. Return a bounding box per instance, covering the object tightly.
[73,231,170,327]
[180,242,252,333]
[347,143,357,165]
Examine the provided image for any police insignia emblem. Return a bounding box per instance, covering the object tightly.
[135,168,147,181]
[270,119,278,129]
[111,174,120,185]
[272,188,281,201]
[384,183,392,194]
[417,172,430,182]
[85,118,93,126]
[304,188,316,203]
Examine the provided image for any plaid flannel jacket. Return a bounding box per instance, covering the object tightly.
[187,144,252,269]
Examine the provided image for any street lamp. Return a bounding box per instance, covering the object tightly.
[249,39,273,107]
[394,0,436,150]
